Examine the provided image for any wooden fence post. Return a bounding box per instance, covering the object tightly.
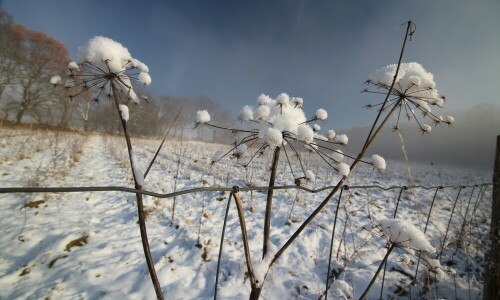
[484,135,500,299]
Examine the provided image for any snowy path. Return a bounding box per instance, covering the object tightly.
[1,135,159,299]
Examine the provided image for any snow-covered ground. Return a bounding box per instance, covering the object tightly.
[0,127,492,299]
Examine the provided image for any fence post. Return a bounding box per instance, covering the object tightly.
[484,135,500,300]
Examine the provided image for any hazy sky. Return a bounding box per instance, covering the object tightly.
[2,0,499,129]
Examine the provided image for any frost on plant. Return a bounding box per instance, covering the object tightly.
[378,219,436,253]
[364,62,454,134]
[61,36,152,121]
[195,93,384,184]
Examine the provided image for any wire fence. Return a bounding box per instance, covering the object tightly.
[0,182,493,299]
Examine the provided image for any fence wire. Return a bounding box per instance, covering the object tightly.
[0,183,492,199]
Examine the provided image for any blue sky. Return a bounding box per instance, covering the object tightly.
[2,0,499,129]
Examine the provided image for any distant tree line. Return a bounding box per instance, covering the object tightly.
[0,8,233,143]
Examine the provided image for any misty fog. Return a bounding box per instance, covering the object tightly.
[341,104,500,171]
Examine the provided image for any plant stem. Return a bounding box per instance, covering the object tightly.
[110,80,164,300]
[325,187,345,300]
[233,192,257,287]
[359,244,396,300]
[214,192,233,300]
[263,146,280,258]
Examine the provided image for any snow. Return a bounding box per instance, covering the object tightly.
[252,241,277,286]
[212,150,224,163]
[50,75,61,85]
[313,124,321,132]
[331,150,344,163]
[327,130,336,141]
[422,124,432,133]
[292,97,303,108]
[68,61,79,71]
[337,162,350,177]
[276,93,290,107]
[446,116,455,124]
[305,170,315,181]
[297,124,314,143]
[254,105,270,120]
[264,127,282,148]
[239,105,254,121]
[378,219,436,253]
[334,134,348,145]
[118,104,129,121]
[131,58,149,73]
[233,143,248,158]
[138,72,152,86]
[369,62,438,99]
[371,154,386,172]
[257,93,272,106]
[0,127,492,300]
[78,36,134,73]
[196,110,211,124]
[130,150,144,186]
[315,108,328,121]
[330,279,353,298]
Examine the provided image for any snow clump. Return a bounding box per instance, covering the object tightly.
[118,104,129,121]
[422,124,432,133]
[371,154,386,172]
[335,134,348,145]
[196,110,211,124]
[68,61,79,71]
[239,105,254,121]
[50,75,62,85]
[264,128,283,148]
[297,124,314,143]
[138,72,152,86]
[338,163,350,177]
[315,108,328,120]
[378,219,436,253]
[369,62,438,102]
[305,170,315,181]
[76,36,151,103]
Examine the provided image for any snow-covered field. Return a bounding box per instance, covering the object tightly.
[0,127,492,299]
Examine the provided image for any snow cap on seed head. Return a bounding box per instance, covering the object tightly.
[50,75,62,85]
[337,163,350,177]
[276,93,290,107]
[369,62,438,101]
[78,36,133,73]
[335,134,348,145]
[264,127,283,148]
[257,94,272,106]
[378,219,436,253]
[315,108,328,121]
[196,110,211,123]
[68,61,79,71]
[292,97,303,108]
[239,105,254,121]
[297,124,314,143]
[371,154,386,172]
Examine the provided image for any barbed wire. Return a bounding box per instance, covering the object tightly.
[0,183,492,199]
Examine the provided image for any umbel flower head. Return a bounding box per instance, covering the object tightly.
[196,93,386,184]
[51,36,151,107]
[363,62,454,134]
